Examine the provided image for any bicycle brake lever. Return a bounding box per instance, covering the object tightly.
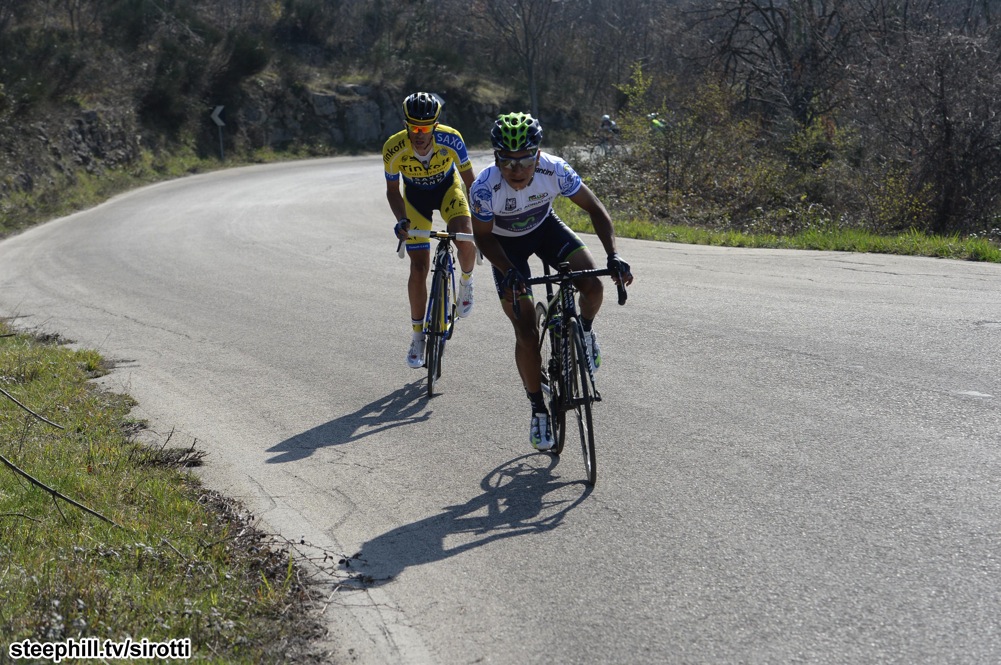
[616,275,628,305]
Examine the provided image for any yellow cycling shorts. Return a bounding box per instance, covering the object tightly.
[403,170,470,251]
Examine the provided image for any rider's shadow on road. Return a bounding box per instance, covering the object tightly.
[339,454,591,586]
[265,380,428,464]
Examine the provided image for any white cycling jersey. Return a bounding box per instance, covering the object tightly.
[470,152,582,237]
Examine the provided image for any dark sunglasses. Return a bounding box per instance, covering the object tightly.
[407,123,435,134]
[495,150,538,170]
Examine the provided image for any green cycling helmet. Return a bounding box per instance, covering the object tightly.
[491,112,543,152]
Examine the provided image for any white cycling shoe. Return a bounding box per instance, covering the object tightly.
[407,335,426,369]
[530,412,555,451]
[457,278,474,318]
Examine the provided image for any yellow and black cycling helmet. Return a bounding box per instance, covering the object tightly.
[403,92,441,124]
[491,112,543,152]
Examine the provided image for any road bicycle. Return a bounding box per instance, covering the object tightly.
[398,229,476,398]
[521,262,627,486]
[589,131,619,160]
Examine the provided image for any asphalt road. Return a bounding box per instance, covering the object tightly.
[1,155,1000,664]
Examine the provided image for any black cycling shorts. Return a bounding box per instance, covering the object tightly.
[490,211,586,299]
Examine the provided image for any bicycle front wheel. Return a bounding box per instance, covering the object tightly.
[536,302,564,455]
[569,319,597,484]
[425,272,446,397]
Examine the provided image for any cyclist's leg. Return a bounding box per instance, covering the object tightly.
[403,190,434,322]
[540,215,604,371]
[490,235,544,393]
[538,214,603,321]
[493,230,557,450]
[441,172,476,275]
[441,174,476,317]
[568,246,602,321]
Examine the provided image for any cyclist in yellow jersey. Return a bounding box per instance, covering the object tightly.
[384,92,477,369]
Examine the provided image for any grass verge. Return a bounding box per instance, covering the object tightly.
[555,200,1001,263]
[0,321,330,663]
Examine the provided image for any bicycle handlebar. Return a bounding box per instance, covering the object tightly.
[524,267,628,306]
[397,229,477,258]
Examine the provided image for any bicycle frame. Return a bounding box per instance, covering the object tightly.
[522,262,627,485]
[397,229,476,397]
[536,263,623,403]
[426,236,457,343]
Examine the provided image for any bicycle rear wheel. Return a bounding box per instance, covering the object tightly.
[569,319,597,485]
[536,302,564,455]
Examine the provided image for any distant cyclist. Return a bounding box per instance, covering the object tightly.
[597,113,619,147]
[470,112,633,451]
[384,92,477,368]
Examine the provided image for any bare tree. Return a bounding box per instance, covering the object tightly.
[854,2,1001,233]
[696,0,859,126]
[472,0,570,116]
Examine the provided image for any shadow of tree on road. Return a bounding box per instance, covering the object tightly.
[339,453,591,586]
[265,380,428,464]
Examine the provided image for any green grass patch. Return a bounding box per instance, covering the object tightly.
[0,322,324,662]
[554,199,1001,263]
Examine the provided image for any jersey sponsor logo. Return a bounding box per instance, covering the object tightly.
[434,131,465,152]
[528,193,548,202]
[384,141,405,160]
[559,170,581,195]
[504,198,517,212]
[406,172,447,188]
[471,185,493,219]
[536,167,555,176]
[511,215,536,230]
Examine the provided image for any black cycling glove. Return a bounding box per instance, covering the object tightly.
[394,218,410,239]
[607,253,631,277]
[502,267,526,293]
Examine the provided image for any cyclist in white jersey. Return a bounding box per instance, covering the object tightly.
[470,112,633,451]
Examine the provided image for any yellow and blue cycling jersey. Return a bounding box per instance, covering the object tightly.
[384,125,474,251]
[383,124,473,190]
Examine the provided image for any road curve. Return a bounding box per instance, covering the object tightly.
[2,156,1000,664]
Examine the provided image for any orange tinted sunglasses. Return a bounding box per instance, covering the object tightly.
[407,123,435,134]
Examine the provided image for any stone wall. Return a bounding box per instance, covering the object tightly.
[236,81,501,151]
[0,80,505,223]
[0,106,141,201]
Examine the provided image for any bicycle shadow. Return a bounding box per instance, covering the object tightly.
[264,380,429,464]
[339,453,591,586]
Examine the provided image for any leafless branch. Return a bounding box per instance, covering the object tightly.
[0,453,122,529]
[0,387,64,429]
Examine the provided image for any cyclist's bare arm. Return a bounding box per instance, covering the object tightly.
[471,220,514,275]
[567,184,615,255]
[567,184,633,286]
[386,179,408,237]
[459,166,475,196]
